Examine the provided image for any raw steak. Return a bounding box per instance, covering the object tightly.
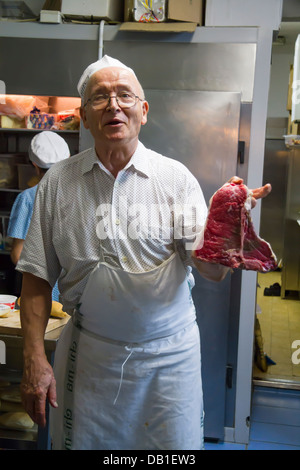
[194,180,277,272]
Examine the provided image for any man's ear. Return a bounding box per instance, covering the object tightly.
[141,100,149,126]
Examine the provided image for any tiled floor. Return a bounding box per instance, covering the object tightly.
[248,386,300,450]
[253,270,300,383]
[205,386,300,450]
[205,270,300,450]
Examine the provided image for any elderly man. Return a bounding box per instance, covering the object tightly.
[17,56,270,450]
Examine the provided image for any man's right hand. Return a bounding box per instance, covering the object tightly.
[19,272,57,427]
[21,354,58,428]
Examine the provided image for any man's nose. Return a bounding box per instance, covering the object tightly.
[107,95,120,110]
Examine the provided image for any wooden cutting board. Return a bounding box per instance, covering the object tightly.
[0,310,70,336]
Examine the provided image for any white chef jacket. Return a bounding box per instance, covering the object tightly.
[17,141,207,313]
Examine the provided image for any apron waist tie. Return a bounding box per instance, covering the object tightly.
[72,308,194,346]
[72,310,135,347]
[113,347,134,405]
[73,311,135,404]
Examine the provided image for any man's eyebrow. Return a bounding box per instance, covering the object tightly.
[92,83,134,94]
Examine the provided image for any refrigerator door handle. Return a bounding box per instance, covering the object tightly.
[238,140,245,164]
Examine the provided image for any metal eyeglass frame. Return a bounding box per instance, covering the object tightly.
[83,92,144,109]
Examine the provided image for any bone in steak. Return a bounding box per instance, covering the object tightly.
[194,180,277,272]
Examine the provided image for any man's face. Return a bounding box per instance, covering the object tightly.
[80,67,149,148]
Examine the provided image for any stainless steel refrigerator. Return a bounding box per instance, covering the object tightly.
[139,89,241,440]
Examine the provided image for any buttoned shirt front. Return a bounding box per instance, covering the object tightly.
[17,141,207,314]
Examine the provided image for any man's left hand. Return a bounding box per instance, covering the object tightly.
[228,176,272,208]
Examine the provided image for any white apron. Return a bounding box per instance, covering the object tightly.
[50,252,204,450]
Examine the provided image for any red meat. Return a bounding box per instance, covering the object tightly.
[194,181,277,272]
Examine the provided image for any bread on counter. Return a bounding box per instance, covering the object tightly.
[0,383,34,431]
[16,297,69,318]
[50,300,69,318]
[0,411,34,430]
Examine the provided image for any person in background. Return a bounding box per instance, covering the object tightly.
[16,56,271,450]
[7,131,70,301]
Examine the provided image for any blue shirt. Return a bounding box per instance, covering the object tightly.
[8,186,37,240]
[8,185,59,301]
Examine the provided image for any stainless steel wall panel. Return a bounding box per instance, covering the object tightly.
[105,41,256,102]
[140,90,241,202]
[138,89,241,440]
[281,147,300,295]
[260,139,289,263]
[0,37,98,96]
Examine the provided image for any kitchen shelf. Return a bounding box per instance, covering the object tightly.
[0,326,66,449]
[0,188,22,193]
[0,127,79,134]
[0,21,259,44]
[0,366,37,450]
[0,20,101,41]
[0,111,80,294]
[0,426,38,450]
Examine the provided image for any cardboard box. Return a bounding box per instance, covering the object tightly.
[120,21,198,32]
[124,0,167,22]
[40,10,62,23]
[61,0,124,22]
[123,0,204,29]
[168,0,204,23]
[287,111,300,135]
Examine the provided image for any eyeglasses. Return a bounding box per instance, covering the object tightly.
[84,91,144,110]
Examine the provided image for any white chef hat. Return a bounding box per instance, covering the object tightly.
[77,55,138,99]
[28,131,70,169]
